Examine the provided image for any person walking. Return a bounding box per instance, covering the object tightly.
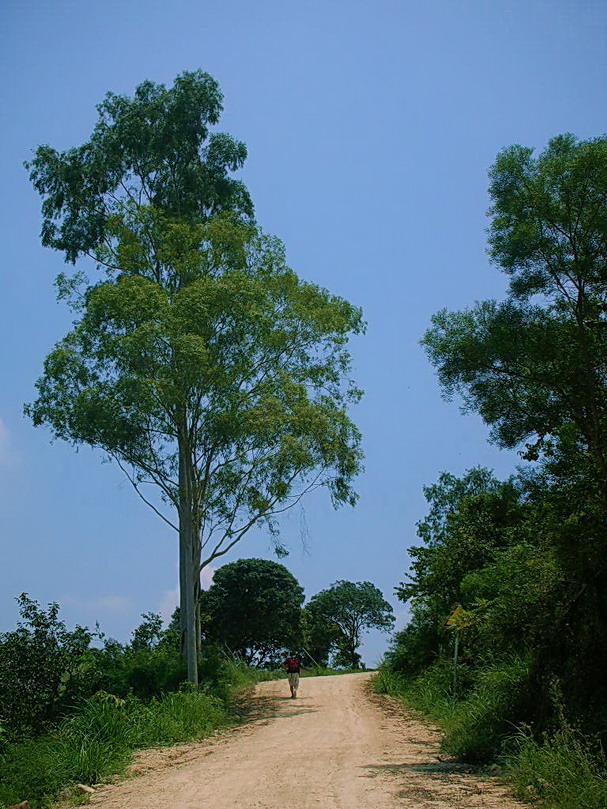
[284,652,302,698]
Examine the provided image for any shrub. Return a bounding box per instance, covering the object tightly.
[0,688,233,808]
[0,595,93,740]
[90,641,186,701]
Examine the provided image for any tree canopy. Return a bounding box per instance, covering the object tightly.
[26,72,365,685]
[306,581,394,668]
[423,134,607,486]
[386,133,607,763]
[199,558,304,666]
[27,69,252,264]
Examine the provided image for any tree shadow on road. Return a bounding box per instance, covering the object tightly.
[364,761,483,776]
[231,691,317,725]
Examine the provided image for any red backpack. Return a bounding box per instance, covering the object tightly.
[285,656,300,673]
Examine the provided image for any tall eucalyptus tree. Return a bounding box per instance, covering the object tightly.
[26,72,364,684]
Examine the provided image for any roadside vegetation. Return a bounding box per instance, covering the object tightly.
[0,597,264,809]
[379,133,607,809]
[0,564,390,809]
[0,690,229,808]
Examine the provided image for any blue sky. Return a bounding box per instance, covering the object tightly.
[1,0,605,664]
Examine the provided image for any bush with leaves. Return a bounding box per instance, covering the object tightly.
[0,595,93,740]
[87,613,186,701]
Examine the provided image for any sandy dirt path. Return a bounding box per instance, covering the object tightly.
[87,673,525,809]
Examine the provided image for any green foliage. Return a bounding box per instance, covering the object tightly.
[26,223,365,541]
[301,603,341,667]
[383,602,440,676]
[459,540,564,659]
[0,600,191,745]
[306,580,394,669]
[90,638,186,701]
[389,460,607,743]
[26,70,365,685]
[197,655,276,701]
[84,612,187,701]
[398,468,523,639]
[487,134,607,297]
[130,612,164,651]
[423,134,607,481]
[0,595,93,740]
[200,559,304,666]
[373,660,467,761]
[388,132,607,802]
[0,735,107,809]
[508,725,607,809]
[26,70,252,264]
[392,469,531,681]
[126,691,227,747]
[0,690,228,809]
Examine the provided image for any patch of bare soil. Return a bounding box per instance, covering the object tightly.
[81,673,526,809]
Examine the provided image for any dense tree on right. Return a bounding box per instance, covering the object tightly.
[421,134,607,673]
[387,134,607,766]
[423,134,607,481]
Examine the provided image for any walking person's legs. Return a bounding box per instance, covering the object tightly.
[288,672,299,698]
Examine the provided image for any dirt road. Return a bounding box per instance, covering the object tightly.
[88,673,525,809]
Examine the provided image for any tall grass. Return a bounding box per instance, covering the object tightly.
[373,659,461,729]
[507,725,607,809]
[0,662,263,809]
[440,656,534,762]
[375,658,607,808]
[0,717,132,807]
[374,655,533,762]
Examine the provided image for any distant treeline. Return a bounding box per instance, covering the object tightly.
[0,565,392,808]
[0,562,393,744]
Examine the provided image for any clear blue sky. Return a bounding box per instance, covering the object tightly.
[1,0,605,664]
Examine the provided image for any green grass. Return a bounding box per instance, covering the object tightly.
[375,660,607,808]
[0,716,132,808]
[373,656,534,762]
[0,662,263,809]
[506,725,607,809]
